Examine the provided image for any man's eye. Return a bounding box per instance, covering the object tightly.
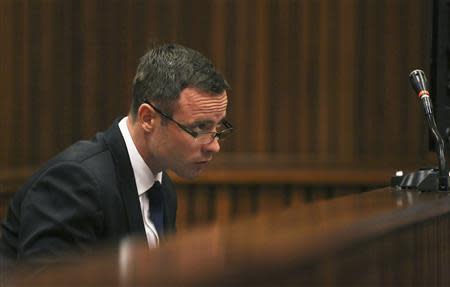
[191,123,208,132]
[190,122,223,132]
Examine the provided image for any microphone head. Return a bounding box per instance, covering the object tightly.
[409,69,429,97]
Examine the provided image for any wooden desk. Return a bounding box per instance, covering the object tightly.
[9,187,450,286]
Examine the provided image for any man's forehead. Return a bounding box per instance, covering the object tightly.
[178,88,228,112]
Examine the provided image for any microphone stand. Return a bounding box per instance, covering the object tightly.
[391,70,449,192]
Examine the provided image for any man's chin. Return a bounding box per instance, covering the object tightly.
[173,167,204,180]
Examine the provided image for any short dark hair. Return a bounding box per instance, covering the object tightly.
[130,43,230,118]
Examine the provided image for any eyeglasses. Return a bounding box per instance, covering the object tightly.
[144,101,233,144]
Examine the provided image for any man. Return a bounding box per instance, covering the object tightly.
[0,43,232,265]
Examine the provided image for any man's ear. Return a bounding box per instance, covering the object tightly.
[137,103,158,132]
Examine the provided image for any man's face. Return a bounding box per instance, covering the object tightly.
[149,87,228,179]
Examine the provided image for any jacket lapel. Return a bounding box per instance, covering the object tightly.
[161,172,176,236]
[102,118,145,235]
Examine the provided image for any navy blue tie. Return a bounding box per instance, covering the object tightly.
[146,181,164,237]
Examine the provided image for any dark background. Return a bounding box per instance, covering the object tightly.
[430,0,450,150]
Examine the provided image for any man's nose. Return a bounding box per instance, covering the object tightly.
[203,138,221,154]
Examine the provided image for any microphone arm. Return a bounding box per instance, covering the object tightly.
[423,103,448,190]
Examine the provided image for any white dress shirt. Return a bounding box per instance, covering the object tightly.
[118,116,162,248]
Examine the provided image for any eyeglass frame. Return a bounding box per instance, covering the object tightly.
[144,100,233,142]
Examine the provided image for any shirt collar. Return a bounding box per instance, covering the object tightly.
[118,116,162,196]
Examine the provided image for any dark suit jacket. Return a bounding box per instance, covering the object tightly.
[0,119,177,263]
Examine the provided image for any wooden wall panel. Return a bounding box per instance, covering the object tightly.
[15,0,31,167]
[229,0,247,153]
[0,0,435,230]
[297,0,313,156]
[359,0,380,159]
[0,0,14,167]
[406,1,429,157]
[337,0,357,163]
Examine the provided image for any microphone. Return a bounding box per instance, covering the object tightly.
[409,69,429,95]
[407,69,448,191]
[409,70,433,115]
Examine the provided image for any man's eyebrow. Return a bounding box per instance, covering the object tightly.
[189,119,214,126]
[190,117,227,126]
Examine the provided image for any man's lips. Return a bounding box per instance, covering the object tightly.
[195,159,211,165]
